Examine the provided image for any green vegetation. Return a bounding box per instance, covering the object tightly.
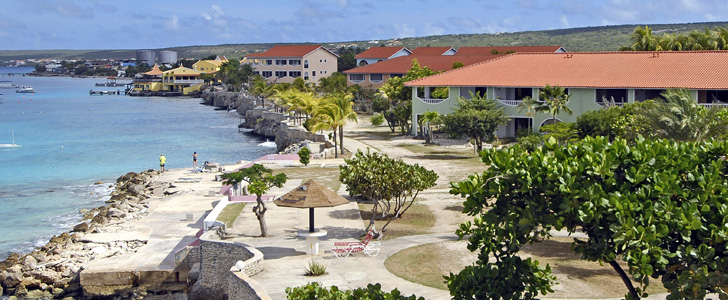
[370,113,384,126]
[377,60,440,135]
[216,203,245,228]
[303,259,327,276]
[221,164,287,237]
[297,147,311,166]
[285,282,423,300]
[623,24,728,51]
[535,85,572,124]
[641,89,727,141]
[449,136,728,300]
[358,203,434,240]
[441,92,509,151]
[340,150,438,237]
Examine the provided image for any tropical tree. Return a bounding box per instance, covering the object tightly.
[220,164,287,237]
[340,150,437,237]
[441,92,509,152]
[378,60,439,135]
[536,84,572,125]
[640,88,727,141]
[316,72,348,94]
[311,92,357,157]
[448,136,728,300]
[630,25,657,51]
[419,110,440,144]
[516,96,540,131]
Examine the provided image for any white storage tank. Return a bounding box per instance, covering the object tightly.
[136,50,156,66]
[157,50,178,65]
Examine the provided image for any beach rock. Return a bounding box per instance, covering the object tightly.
[2,268,22,287]
[21,256,37,272]
[107,208,126,219]
[52,287,65,297]
[31,269,60,284]
[94,181,104,185]
[25,288,53,299]
[72,222,89,232]
[13,282,27,297]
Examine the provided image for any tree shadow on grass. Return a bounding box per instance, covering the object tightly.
[328,209,362,220]
[444,204,464,212]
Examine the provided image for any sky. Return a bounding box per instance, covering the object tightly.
[1,0,727,50]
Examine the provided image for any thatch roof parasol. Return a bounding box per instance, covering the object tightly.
[274,179,349,232]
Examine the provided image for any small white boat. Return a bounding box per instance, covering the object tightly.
[0,80,17,89]
[0,128,20,148]
[16,86,34,93]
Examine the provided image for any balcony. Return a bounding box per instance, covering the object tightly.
[497,99,522,106]
[419,98,447,104]
[700,103,728,108]
[171,79,203,84]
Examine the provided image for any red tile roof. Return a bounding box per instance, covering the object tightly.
[245,45,336,58]
[411,47,456,56]
[405,51,728,90]
[355,47,410,59]
[344,54,501,74]
[455,46,564,56]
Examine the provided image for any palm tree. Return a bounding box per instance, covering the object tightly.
[630,26,656,51]
[311,102,344,158]
[420,110,440,144]
[329,92,357,155]
[516,96,539,131]
[536,85,573,125]
[250,76,273,108]
[641,88,726,141]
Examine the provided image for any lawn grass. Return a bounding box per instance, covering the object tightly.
[217,203,245,228]
[357,202,434,240]
[384,242,455,290]
[274,165,342,192]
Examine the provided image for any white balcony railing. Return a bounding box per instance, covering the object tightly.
[420,98,446,104]
[172,79,204,84]
[700,103,728,108]
[498,99,522,106]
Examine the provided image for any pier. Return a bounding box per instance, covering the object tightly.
[89,90,123,95]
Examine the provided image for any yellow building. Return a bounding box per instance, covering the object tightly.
[192,56,228,74]
[132,65,203,95]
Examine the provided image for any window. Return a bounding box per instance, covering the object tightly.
[596,89,627,104]
[635,89,665,102]
[304,72,309,80]
[253,71,260,75]
[275,71,287,77]
[699,90,728,103]
[369,74,383,83]
[320,59,322,62]
[265,59,272,65]
[349,74,364,82]
[289,59,301,66]
[304,60,309,68]
[312,71,316,76]
[390,73,403,78]
[262,71,272,78]
[275,60,287,66]
[359,60,368,67]
[289,71,301,78]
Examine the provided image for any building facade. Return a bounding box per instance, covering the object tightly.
[243,45,338,85]
[405,51,728,137]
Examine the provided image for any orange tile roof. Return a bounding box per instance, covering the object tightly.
[405,51,728,90]
[411,47,456,55]
[144,64,163,76]
[344,54,501,74]
[355,47,411,59]
[455,46,564,56]
[245,45,335,58]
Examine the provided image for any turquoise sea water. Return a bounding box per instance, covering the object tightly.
[0,67,274,259]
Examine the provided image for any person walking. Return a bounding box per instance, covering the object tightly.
[193,152,198,168]
[160,154,166,172]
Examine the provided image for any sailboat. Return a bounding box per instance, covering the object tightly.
[0,128,21,148]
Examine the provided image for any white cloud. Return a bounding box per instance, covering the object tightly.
[201,5,228,28]
[423,23,445,36]
[394,24,416,38]
[165,14,179,30]
[705,13,719,21]
[559,15,569,28]
[680,0,703,12]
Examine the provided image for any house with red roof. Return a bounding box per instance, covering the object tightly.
[243,45,338,85]
[405,51,728,137]
[355,47,412,67]
[344,46,566,89]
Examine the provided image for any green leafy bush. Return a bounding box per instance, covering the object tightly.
[516,134,543,152]
[285,282,424,300]
[298,147,311,166]
[371,113,384,126]
[538,122,577,144]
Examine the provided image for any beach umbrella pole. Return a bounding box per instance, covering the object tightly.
[309,207,315,232]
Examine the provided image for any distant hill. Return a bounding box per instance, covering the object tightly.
[2,21,727,61]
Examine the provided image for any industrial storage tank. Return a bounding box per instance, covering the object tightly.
[136,50,156,66]
[157,50,178,65]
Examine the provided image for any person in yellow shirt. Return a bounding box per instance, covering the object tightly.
[160,154,166,172]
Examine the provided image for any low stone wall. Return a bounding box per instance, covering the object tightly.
[189,230,267,300]
[244,108,327,151]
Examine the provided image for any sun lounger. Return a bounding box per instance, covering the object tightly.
[330,231,380,258]
[176,177,202,183]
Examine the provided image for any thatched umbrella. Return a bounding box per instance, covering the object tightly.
[274,179,349,232]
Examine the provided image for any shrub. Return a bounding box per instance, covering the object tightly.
[516,134,543,152]
[303,259,327,276]
[298,147,311,166]
[539,122,577,144]
[285,282,424,300]
[371,113,384,126]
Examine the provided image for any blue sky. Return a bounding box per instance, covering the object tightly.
[1,0,726,50]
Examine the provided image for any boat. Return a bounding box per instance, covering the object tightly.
[16,86,34,93]
[0,80,17,89]
[0,128,21,148]
[95,76,129,87]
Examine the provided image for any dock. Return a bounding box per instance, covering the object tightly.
[89,90,123,95]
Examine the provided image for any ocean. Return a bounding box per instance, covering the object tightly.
[0,67,275,259]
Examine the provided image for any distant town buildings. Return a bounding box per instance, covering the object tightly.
[192,56,228,74]
[242,45,338,85]
[135,50,178,66]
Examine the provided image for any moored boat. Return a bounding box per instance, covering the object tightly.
[0,80,17,89]
[16,85,34,93]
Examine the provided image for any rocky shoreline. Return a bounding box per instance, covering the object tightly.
[0,170,170,299]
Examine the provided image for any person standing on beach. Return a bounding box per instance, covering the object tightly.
[193,152,198,168]
[160,154,166,172]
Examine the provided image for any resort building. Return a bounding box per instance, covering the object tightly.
[243,45,338,85]
[355,47,412,67]
[344,46,566,89]
[405,51,728,137]
[192,56,228,74]
[132,65,203,95]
